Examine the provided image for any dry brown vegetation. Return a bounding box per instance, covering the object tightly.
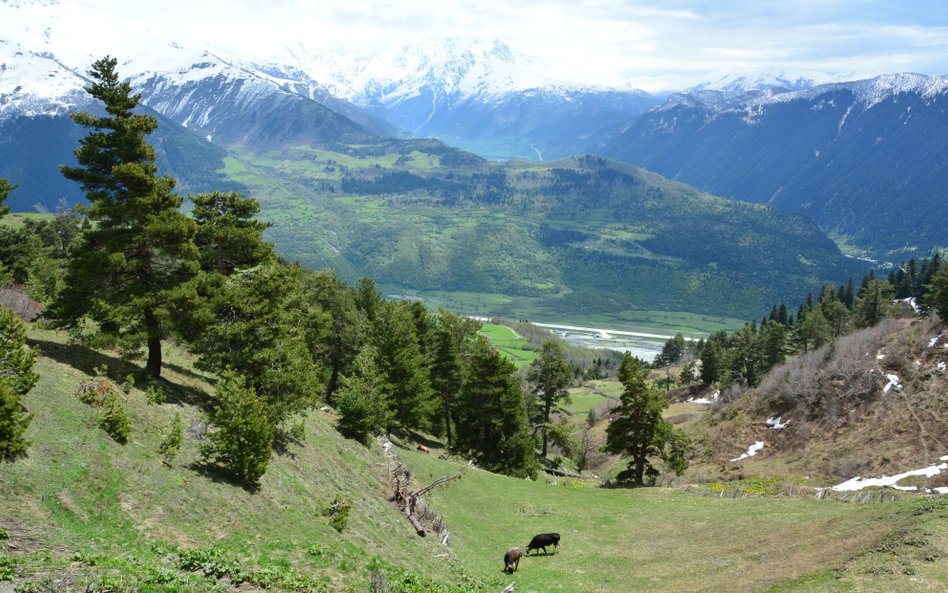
[692,316,948,482]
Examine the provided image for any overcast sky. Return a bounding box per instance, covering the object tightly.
[6,0,948,90]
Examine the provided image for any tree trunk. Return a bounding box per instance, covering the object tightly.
[444,393,453,448]
[325,365,340,405]
[541,400,551,457]
[144,307,162,378]
[634,448,645,485]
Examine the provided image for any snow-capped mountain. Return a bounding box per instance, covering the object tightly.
[309,38,553,104]
[0,39,91,120]
[288,38,660,159]
[600,73,948,258]
[0,0,398,145]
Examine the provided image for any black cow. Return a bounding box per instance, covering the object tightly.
[526,532,560,555]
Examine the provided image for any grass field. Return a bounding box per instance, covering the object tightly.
[479,323,539,369]
[2,327,946,592]
[0,212,54,228]
[400,449,948,593]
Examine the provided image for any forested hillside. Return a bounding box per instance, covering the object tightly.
[600,75,948,258]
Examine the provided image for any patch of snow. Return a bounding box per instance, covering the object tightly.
[766,417,789,429]
[876,352,885,360]
[897,297,920,313]
[687,397,712,404]
[934,487,948,494]
[711,390,720,402]
[730,441,764,462]
[938,362,946,372]
[928,336,940,348]
[205,134,212,142]
[831,459,948,492]
[883,374,901,393]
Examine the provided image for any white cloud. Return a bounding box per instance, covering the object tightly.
[3,0,947,89]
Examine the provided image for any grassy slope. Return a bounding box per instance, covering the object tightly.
[0,328,476,592]
[4,326,945,592]
[401,449,947,593]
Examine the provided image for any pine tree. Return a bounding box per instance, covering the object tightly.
[927,265,948,322]
[0,178,13,218]
[527,340,572,458]
[430,311,479,446]
[454,339,537,478]
[655,333,686,367]
[202,372,274,488]
[842,278,856,309]
[854,279,896,328]
[190,191,273,275]
[679,361,697,385]
[603,354,688,485]
[699,339,723,385]
[335,346,393,442]
[187,264,322,426]
[56,56,199,377]
[757,320,787,372]
[794,306,832,352]
[354,277,382,323]
[0,306,37,461]
[300,270,364,403]
[777,303,789,325]
[371,301,434,431]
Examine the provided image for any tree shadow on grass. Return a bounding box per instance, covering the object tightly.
[187,460,260,493]
[28,338,210,409]
[387,430,445,453]
[162,360,215,385]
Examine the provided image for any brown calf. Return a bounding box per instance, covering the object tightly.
[503,547,522,573]
[416,444,429,454]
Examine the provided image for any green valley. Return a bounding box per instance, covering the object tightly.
[218,141,862,326]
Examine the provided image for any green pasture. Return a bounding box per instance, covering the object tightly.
[401,449,948,593]
[479,323,539,369]
[0,212,55,228]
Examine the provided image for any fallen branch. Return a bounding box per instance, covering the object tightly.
[414,469,466,498]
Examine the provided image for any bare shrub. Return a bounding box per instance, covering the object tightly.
[716,384,747,406]
[757,346,828,415]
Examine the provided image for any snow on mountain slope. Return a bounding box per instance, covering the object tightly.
[0,39,90,119]
[754,72,948,110]
[659,73,948,115]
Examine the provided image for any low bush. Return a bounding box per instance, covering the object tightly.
[158,414,183,466]
[97,392,131,444]
[322,494,352,533]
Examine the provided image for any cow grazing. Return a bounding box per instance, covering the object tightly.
[416,444,430,454]
[526,532,560,555]
[503,547,522,573]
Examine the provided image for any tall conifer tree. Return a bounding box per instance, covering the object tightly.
[527,340,572,457]
[56,56,198,377]
[603,354,688,485]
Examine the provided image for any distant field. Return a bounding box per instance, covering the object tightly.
[564,383,618,417]
[387,287,744,336]
[479,323,538,369]
[0,212,54,228]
